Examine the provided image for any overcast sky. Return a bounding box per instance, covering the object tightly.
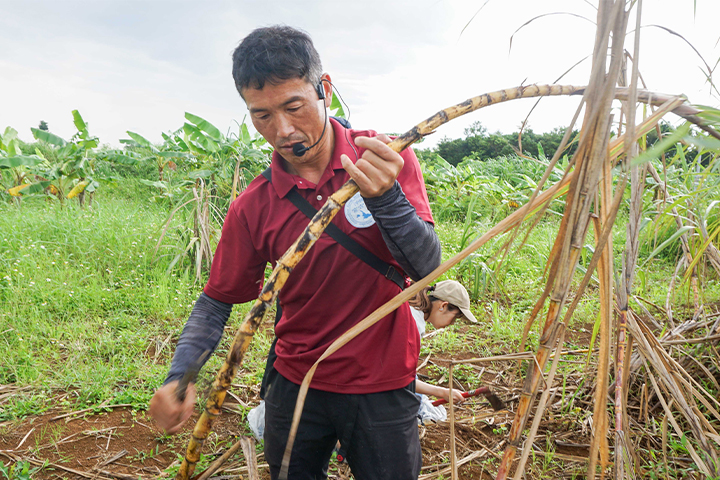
[1,0,719,150]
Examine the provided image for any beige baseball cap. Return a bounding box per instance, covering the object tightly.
[432,280,477,323]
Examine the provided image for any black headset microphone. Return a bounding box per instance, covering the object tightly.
[291,82,328,157]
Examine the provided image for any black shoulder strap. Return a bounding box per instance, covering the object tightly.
[262,167,405,290]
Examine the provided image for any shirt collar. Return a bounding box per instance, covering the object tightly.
[268,117,358,198]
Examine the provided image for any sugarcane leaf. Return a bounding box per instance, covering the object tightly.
[705,200,719,219]
[185,112,222,141]
[31,128,66,146]
[683,222,720,282]
[630,122,691,167]
[685,134,720,151]
[695,107,720,125]
[641,226,695,267]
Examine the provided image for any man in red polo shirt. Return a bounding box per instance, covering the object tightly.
[149,25,441,480]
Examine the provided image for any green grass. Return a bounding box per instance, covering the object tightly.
[1,166,718,428]
[0,187,204,418]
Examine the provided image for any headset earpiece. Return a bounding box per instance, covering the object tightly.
[316,82,326,100]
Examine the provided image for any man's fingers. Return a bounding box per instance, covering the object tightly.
[341,154,372,187]
[375,133,392,144]
[344,136,404,197]
[180,385,197,423]
[354,135,399,159]
[148,382,196,434]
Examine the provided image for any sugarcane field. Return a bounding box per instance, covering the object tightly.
[2,1,720,479]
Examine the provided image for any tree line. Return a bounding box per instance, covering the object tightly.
[416,121,674,166]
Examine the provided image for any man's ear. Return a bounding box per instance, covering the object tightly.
[321,73,332,108]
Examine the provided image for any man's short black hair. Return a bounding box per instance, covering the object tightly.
[232,25,323,97]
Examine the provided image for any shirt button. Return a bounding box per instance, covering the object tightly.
[316,195,323,201]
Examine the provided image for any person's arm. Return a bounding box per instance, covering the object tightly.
[415,378,465,404]
[149,292,232,433]
[164,292,233,384]
[364,182,441,280]
[340,135,440,281]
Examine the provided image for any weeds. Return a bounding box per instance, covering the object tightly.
[0,460,44,480]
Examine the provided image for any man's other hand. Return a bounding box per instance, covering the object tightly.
[341,134,403,198]
[148,381,196,434]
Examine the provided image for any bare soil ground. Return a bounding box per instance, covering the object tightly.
[7,307,715,480]
[0,345,592,480]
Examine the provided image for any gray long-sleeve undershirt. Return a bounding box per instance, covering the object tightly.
[163,182,441,385]
[364,181,441,281]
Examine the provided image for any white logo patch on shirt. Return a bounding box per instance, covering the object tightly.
[344,192,375,228]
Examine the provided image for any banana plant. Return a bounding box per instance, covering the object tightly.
[146,114,270,281]
[112,131,190,181]
[0,127,45,201]
[24,110,100,206]
[181,112,271,202]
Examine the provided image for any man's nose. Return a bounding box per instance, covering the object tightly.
[275,114,295,138]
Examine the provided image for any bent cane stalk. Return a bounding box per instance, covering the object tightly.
[175,83,583,480]
[176,83,700,480]
[277,112,681,478]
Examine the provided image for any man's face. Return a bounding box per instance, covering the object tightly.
[243,77,327,163]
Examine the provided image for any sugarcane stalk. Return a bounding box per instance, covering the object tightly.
[616,5,643,471]
[499,3,629,477]
[175,80,702,479]
[449,362,457,480]
[175,83,584,480]
[276,106,685,478]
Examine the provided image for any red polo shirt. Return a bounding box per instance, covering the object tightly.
[205,118,433,393]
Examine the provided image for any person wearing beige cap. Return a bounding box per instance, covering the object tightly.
[409,280,478,404]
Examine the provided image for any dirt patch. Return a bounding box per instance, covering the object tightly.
[0,367,587,480]
[1,403,556,480]
[0,403,260,479]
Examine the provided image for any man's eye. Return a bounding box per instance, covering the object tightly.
[288,106,301,113]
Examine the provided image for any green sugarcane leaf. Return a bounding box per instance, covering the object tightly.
[641,226,695,267]
[685,135,720,151]
[31,128,66,147]
[683,223,720,282]
[705,200,720,219]
[630,122,691,167]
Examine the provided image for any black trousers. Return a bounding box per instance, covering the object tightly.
[263,369,422,480]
